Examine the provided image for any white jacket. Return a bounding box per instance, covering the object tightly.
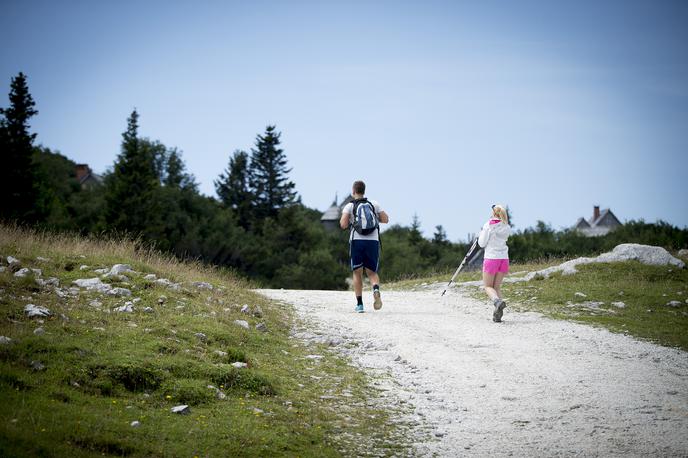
[478,220,511,259]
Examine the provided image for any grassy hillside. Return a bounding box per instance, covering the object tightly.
[0,225,415,457]
[393,258,688,351]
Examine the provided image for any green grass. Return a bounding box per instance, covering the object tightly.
[392,256,688,351]
[0,225,416,457]
[499,261,688,351]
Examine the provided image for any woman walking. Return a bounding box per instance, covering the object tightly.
[478,204,511,322]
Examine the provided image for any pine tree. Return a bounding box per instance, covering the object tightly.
[0,72,39,221]
[215,149,252,228]
[432,225,448,245]
[103,110,161,236]
[164,147,196,191]
[249,126,297,219]
[409,213,424,245]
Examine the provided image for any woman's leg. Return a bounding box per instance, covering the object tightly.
[493,271,507,299]
[482,271,500,301]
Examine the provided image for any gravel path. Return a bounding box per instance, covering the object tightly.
[257,286,688,457]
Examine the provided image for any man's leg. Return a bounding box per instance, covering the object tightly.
[365,269,382,310]
[350,240,365,312]
[353,268,363,298]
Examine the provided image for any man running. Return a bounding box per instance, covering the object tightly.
[340,180,389,313]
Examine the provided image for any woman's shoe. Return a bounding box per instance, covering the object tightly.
[493,299,506,322]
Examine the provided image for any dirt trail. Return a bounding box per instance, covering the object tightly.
[257,286,688,457]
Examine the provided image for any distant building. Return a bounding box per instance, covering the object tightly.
[321,194,354,231]
[75,164,102,189]
[573,206,622,236]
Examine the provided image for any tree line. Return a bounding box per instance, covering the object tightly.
[2,73,686,288]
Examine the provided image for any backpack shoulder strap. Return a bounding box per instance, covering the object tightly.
[352,198,367,213]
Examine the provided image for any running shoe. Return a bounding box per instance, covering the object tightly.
[355,304,364,313]
[493,299,507,322]
[373,290,382,310]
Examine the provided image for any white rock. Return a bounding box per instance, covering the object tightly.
[24,304,52,318]
[192,281,213,290]
[30,360,46,371]
[666,301,683,308]
[194,332,207,341]
[14,268,32,278]
[89,300,102,308]
[73,278,112,293]
[102,273,129,282]
[36,277,59,288]
[305,354,323,360]
[0,336,12,344]
[216,391,227,400]
[522,244,685,282]
[0,266,5,273]
[240,304,250,314]
[158,295,167,304]
[113,304,134,313]
[255,323,268,332]
[171,405,190,414]
[79,265,90,271]
[598,244,685,268]
[143,307,154,313]
[33,327,45,336]
[93,268,108,274]
[678,249,688,258]
[7,256,20,264]
[574,292,587,298]
[36,256,50,262]
[144,274,157,280]
[215,350,228,357]
[611,301,626,308]
[108,287,132,297]
[233,320,249,329]
[155,278,181,290]
[93,327,106,331]
[231,362,248,369]
[130,420,141,428]
[109,264,134,275]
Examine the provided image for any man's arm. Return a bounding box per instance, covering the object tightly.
[340,211,350,230]
[378,211,389,224]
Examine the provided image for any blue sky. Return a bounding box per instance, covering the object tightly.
[2,0,687,241]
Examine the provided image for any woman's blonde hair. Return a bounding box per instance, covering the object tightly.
[492,204,509,225]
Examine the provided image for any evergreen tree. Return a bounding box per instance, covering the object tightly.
[164,147,197,191]
[249,126,297,219]
[215,149,252,227]
[0,72,39,222]
[409,213,424,245]
[103,110,161,237]
[432,225,448,245]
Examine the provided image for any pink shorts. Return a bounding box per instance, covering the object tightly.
[483,258,509,274]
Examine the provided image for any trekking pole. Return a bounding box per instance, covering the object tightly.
[441,237,480,296]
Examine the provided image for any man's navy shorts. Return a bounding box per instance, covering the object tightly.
[350,240,380,272]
